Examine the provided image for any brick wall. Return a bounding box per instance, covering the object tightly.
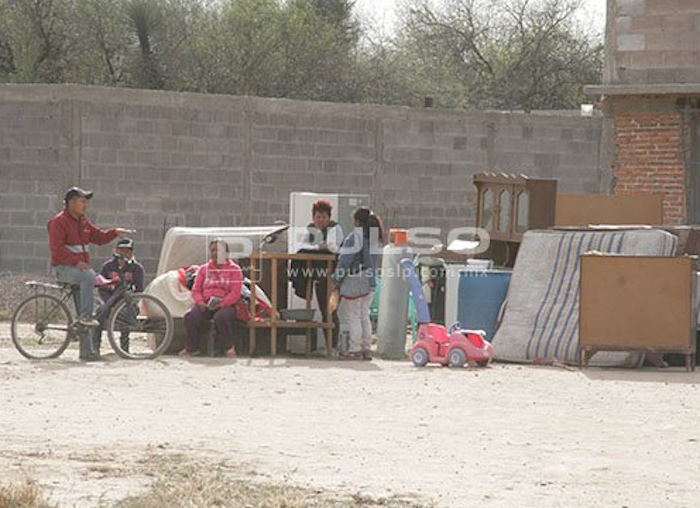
[0,85,603,276]
[612,111,686,224]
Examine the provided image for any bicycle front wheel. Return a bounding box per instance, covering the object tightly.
[11,294,72,359]
[106,293,173,359]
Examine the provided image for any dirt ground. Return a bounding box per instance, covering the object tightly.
[1,323,700,508]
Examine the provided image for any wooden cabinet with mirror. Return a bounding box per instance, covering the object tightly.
[474,173,557,265]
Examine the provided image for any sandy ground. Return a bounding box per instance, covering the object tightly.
[1,323,700,508]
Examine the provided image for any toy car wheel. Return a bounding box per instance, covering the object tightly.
[447,348,467,368]
[477,359,490,367]
[410,347,429,367]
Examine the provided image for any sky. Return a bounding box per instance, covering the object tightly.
[355,0,608,37]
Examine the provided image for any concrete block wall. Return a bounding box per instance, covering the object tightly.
[607,0,700,84]
[0,100,63,273]
[0,85,603,277]
[77,97,249,272]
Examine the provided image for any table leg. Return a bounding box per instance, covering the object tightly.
[325,259,333,357]
[271,326,277,357]
[249,256,258,357]
[249,326,256,357]
[271,258,278,357]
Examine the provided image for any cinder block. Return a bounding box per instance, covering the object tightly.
[646,0,679,14]
[630,51,663,68]
[618,68,649,83]
[0,195,25,210]
[661,51,698,68]
[37,149,58,165]
[0,226,24,240]
[677,0,700,13]
[23,227,49,242]
[662,14,696,33]
[10,211,35,226]
[676,68,700,82]
[617,33,646,51]
[615,16,633,33]
[27,195,50,210]
[631,14,664,32]
[0,258,23,272]
[3,241,35,257]
[23,258,49,273]
[644,33,682,51]
[647,68,681,83]
[534,153,561,168]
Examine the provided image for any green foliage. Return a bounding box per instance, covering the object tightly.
[0,0,602,110]
[398,0,603,110]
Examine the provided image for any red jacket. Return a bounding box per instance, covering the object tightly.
[48,209,118,267]
[191,259,243,308]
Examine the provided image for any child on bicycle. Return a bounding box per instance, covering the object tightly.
[91,238,145,354]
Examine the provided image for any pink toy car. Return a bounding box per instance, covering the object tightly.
[410,323,493,368]
[400,258,494,368]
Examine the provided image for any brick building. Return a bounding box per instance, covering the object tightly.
[586,0,700,225]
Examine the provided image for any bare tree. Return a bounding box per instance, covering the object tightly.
[396,0,602,110]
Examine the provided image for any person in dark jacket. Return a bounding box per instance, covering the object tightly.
[91,238,145,354]
[291,199,343,352]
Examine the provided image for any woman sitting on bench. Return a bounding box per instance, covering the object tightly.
[179,239,243,358]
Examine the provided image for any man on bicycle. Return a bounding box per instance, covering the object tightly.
[47,186,131,360]
[93,237,145,354]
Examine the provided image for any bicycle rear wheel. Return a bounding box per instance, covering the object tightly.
[11,294,72,359]
[106,293,173,359]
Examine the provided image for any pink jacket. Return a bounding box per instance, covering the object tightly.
[191,259,243,308]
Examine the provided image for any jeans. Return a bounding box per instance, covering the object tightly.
[54,264,96,357]
[91,305,132,353]
[54,264,96,319]
[337,291,373,354]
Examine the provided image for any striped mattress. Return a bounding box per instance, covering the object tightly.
[493,229,678,366]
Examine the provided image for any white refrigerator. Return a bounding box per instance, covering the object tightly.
[287,192,371,352]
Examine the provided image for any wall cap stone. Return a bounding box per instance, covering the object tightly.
[0,83,597,126]
[585,83,700,95]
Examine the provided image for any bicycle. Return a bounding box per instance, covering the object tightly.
[11,273,174,360]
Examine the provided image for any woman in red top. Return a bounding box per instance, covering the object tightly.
[180,239,243,358]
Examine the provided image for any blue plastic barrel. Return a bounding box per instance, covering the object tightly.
[456,270,511,342]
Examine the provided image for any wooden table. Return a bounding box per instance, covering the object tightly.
[248,252,336,357]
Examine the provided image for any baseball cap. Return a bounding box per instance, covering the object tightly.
[116,238,134,250]
[64,186,93,204]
